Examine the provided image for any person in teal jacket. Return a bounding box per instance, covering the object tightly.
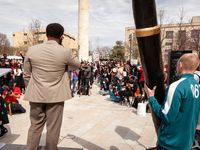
[145,53,200,150]
[109,82,121,103]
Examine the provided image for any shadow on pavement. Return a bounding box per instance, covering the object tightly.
[0,125,20,144]
[0,144,82,150]
[110,146,119,150]
[70,135,105,150]
[115,126,146,149]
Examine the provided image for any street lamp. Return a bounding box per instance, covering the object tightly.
[129,34,132,61]
[135,46,137,59]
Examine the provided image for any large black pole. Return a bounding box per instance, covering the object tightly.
[132,0,166,135]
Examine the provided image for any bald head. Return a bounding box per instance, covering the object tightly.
[177,53,199,76]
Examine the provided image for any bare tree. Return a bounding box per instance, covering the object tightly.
[19,19,43,54]
[157,7,166,26]
[0,33,11,55]
[100,46,112,58]
[25,19,42,46]
[158,7,166,50]
[157,7,174,51]
[173,6,188,50]
[94,37,103,58]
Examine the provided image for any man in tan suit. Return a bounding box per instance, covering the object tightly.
[23,23,80,150]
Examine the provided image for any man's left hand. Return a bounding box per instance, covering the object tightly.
[144,83,156,98]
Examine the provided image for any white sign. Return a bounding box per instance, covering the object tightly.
[88,56,92,63]
[93,52,99,61]
[131,59,138,65]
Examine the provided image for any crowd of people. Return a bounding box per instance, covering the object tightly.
[0,53,26,138]
[68,59,166,108]
[0,54,166,126]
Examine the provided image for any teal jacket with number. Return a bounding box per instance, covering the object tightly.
[149,74,200,150]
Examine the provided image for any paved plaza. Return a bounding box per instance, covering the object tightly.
[0,82,157,150]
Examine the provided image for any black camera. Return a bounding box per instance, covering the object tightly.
[7,80,14,95]
[2,84,13,95]
[7,89,13,95]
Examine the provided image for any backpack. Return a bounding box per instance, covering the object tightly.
[77,85,89,95]
[0,97,9,124]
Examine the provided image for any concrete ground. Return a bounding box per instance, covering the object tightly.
[0,82,157,150]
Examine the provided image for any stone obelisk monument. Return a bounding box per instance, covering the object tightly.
[78,0,90,61]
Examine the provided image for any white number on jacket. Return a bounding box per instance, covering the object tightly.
[191,84,199,98]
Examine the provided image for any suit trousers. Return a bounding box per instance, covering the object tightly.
[26,101,64,150]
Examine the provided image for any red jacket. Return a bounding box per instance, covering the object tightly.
[140,68,144,81]
[3,87,21,102]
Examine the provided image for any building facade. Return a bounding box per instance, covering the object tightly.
[125,16,200,63]
[13,26,78,57]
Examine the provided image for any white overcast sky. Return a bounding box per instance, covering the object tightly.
[0,0,200,49]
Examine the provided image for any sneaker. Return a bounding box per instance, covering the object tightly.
[0,127,8,138]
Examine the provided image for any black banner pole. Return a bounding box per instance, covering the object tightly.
[132,0,166,135]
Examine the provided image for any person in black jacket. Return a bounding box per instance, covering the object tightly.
[78,62,84,89]
[118,75,137,107]
[100,78,110,96]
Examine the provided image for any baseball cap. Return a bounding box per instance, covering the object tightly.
[130,75,135,80]
[113,68,117,73]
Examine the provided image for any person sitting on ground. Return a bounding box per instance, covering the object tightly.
[101,68,108,84]
[118,75,137,107]
[100,78,110,96]
[109,83,121,103]
[109,77,121,102]
[2,80,26,115]
[111,68,121,88]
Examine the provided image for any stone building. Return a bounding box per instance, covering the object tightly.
[125,16,200,63]
[13,26,78,57]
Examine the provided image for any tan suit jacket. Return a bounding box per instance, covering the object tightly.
[23,40,80,103]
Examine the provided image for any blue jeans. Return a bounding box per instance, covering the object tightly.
[3,98,26,114]
[72,79,77,92]
[100,90,109,95]
[5,102,26,113]
[101,77,106,84]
